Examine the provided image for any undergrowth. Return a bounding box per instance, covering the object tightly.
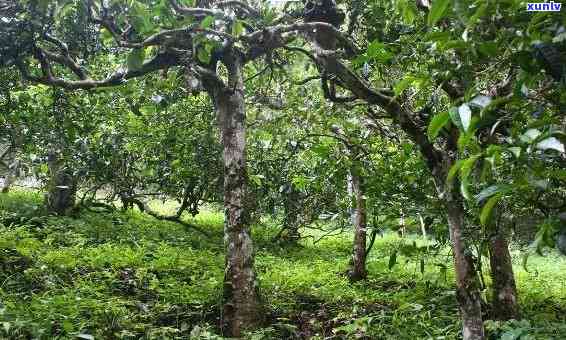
[0,190,564,339]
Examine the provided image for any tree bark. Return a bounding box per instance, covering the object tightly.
[444,190,485,340]
[488,229,520,320]
[282,184,301,242]
[45,151,76,215]
[346,172,355,225]
[1,159,19,193]
[1,128,23,193]
[418,213,427,238]
[398,208,406,237]
[348,165,367,282]
[206,53,261,337]
[301,3,484,336]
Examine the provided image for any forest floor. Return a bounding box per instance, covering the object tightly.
[0,190,565,339]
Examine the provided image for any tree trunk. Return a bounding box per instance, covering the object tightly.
[444,191,485,340]
[418,213,427,238]
[346,172,355,225]
[348,166,367,282]
[488,229,520,320]
[45,151,76,215]
[282,184,301,242]
[206,53,261,337]
[1,129,23,193]
[1,159,19,193]
[398,208,406,237]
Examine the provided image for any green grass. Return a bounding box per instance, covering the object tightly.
[0,190,565,339]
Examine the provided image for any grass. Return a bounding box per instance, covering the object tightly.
[0,190,565,339]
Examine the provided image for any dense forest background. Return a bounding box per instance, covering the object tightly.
[0,0,565,339]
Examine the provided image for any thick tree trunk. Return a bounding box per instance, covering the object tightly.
[488,229,520,320]
[444,191,485,340]
[45,151,76,215]
[207,53,261,337]
[348,166,367,282]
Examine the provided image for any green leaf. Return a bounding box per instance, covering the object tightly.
[477,42,498,57]
[56,1,75,18]
[425,31,452,43]
[62,319,73,333]
[475,184,511,203]
[536,137,565,153]
[388,250,397,270]
[457,129,477,152]
[458,104,472,132]
[448,106,462,130]
[427,0,450,27]
[366,40,393,63]
[232,19,245,37]
[77,334,95,340]
[398,0,417,24]
[437,40,468,52]
[171,159,181,168]
[520,128,541,143]
[460,178,472,200]
[460,154,481,182]
[127,48,145,71]
[480,193,502,226]
[427,111,450,141]
[467,3,487,30]
[446,159,464,185]
[130,2,155,34]
[459,154,481,200]
[394,75,416,96]
[507,147,521,158]
[200,15,214,29]
[249,174,264,186]
[100,28,114,45]
[197,47,211,64]
[311,143,330,157]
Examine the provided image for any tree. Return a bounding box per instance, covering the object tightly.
[296,1,564,339]
[3,0,564,338]
[1,0,363,335]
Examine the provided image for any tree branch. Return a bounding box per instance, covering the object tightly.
[170,0,260,18]
[244,22,360,56]
[313,53,444,173]
[293,75,320,85]
[43,33,87,79]
[19,49,179,90]
[129,197,211,236]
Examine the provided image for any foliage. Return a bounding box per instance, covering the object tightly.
[0,0,565,338]
[0,192,565,339]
